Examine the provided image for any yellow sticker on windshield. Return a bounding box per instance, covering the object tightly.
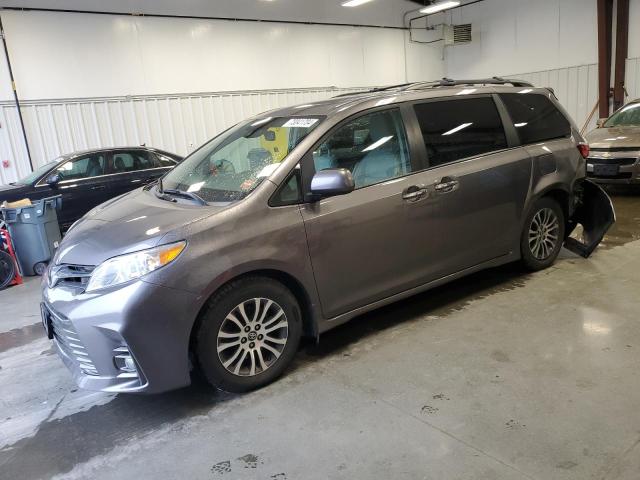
[261,127,289,163]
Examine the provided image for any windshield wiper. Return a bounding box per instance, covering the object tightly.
[162,188,208,205]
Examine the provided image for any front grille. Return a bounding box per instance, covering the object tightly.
[587,157,637,165]
[590,147,640,152]
[48,306,98,376]
[49,264,94,289]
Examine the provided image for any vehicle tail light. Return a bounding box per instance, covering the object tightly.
[577,142,589,159]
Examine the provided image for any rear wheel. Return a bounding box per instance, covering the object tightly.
[520,197,565,271]
[0,250,16,290]
[195,277,302,393]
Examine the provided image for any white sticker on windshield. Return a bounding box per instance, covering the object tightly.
[283,118,319,128]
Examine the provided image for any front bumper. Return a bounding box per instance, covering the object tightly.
[41,279,199,393]
[586,156,640,184]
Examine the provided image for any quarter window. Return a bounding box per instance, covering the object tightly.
[413,97,508,168]
[500,93,571,144]
[312,109,411,189]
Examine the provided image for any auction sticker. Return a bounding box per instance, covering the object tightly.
[283,118,319,128]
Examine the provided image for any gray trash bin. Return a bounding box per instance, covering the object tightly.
[1,195,62,276]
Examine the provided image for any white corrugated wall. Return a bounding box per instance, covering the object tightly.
[3,58,640,186]
[0,86,364,185]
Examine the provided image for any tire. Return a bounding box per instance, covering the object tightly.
[195,277,302,393]
[0,250,16,290]
[520,197,565,271]
[33,262,48,276]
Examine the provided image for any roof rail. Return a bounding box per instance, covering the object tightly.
[405,77,534,90]
[332,77,535,99]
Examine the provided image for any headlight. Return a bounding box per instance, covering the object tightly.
[85,241,186,293]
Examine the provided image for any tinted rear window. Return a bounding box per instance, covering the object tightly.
[413,97,508,167]
[500,93,571,144]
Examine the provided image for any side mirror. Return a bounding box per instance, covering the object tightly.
[596,118,606,128]
[310,168,355,199]
[45,173,60,186]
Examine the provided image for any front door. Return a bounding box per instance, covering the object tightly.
[46,152,111,228]
[300,107,441,319]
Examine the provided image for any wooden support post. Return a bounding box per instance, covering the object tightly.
[597,0,613,119]
[613,0,629,112]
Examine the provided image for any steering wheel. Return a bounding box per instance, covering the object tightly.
[210,159,235,175]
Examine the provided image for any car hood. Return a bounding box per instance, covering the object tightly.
[55,188,230,266]
[585,126,640,149]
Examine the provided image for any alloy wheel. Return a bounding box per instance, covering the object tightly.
[528,207,560,260]
[216,298,289,377]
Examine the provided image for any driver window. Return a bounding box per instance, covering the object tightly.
[56,154,105,181]
[312,109,411,189]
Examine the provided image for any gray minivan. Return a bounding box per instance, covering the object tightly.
[41,79,614,394]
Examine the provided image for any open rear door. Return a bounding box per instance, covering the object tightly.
[564,180,616,258]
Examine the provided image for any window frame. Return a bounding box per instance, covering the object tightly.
[407,93,519,171]
[296,104,423,203]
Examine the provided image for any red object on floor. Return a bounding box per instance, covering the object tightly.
[1,227,23,286]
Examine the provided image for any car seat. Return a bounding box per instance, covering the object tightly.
[352,115,402,188]
[247,148,273,170]
[313,144,336,171]
[86,157,103,177]
[114,157,126,172]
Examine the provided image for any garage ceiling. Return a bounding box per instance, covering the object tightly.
[0,0,433,27]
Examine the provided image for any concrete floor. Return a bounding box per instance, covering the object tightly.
[1,190,640,480]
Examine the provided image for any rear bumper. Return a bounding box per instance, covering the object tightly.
[41,278,199,394]
[564,179,616,258]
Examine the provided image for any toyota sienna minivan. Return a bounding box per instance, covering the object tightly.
[41,78,615,394]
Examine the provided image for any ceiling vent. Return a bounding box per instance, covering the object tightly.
[443,23,472,45]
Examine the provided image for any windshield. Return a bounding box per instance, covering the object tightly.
[161,116,323,202]
[16,159,61,185]
[604,102,640,127]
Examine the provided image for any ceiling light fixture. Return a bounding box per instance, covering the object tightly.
[341,0,374,7]
[420,1,460,14]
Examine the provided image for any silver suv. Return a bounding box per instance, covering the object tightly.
[41,78,614,394]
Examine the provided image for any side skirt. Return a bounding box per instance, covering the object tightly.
[317,252,518,334]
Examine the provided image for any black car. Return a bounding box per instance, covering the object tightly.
[0,147,182,230]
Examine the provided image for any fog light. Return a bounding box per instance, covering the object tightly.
[113,346,137,373]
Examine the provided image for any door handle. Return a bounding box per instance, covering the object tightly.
[402,185,428,202]
[434,177,459,194]
[91,185,106,191]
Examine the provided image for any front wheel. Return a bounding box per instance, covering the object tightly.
[0,250,16,290]
[520,197,565,271]
[195,277,302,393]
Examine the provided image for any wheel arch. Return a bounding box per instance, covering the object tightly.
[188,268,318,360]
[528,182,573,233]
